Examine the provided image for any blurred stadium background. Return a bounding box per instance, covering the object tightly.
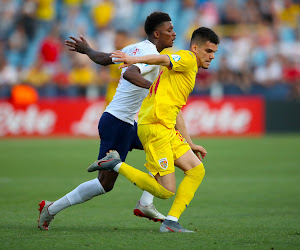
[1,0,300,99]
[0,1,300,248]
[0,0,300,138]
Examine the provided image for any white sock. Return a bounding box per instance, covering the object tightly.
[48,178,105,215]
[139,191,154,207]
[139,172,155,206]
[113,162,122,172]
[48,196,70,216]
[166,215,178,222]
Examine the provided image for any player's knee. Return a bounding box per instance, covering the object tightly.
[98,177,115,193]
[98,173,118,193]
[199,163,205,178]
[159,187,175,199]
[186,163,205,179]
[101,182,115,193]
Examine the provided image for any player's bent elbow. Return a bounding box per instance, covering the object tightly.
[123,70,131,82]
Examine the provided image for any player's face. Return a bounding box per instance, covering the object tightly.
[157,21,176,48]
[193,41,218,69]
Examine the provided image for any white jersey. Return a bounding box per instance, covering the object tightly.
[105,40,160,125]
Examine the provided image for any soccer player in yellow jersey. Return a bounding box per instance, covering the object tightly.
[88,27,220,232]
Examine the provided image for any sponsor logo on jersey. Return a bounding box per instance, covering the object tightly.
[171,55,181,62]
[158,158,168,170]
[132,48,139,56]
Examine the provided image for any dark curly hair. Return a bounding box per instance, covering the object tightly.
[190,27,220,46]
[144,12,172,36]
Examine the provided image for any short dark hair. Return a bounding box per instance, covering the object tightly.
[190,27,220,46]
[144,12,171,36]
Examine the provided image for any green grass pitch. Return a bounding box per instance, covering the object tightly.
[0,135,299,249]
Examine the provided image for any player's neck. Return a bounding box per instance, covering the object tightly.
[147,38,163,53]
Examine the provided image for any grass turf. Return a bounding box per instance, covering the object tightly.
[0,135,299,249]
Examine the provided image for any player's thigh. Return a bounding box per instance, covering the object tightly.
[139,124,176,179]
[98,112,132,161]
[129,121,143,151]
[171,130,201,172]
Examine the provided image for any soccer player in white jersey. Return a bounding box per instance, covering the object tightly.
[38,12,176,230]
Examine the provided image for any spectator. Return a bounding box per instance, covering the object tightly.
[7,23,28,67]
[91,0,115,30]
[51,62,70,96]
[35,0,56,38]
[60,6,90,39]
[282,57,300,99]
[39,25,62,74]
[23,57,52,97]
[19,0,38,41]
[0,55,18,98]
[68,60,97,97]
[0,0,18,40]
[254,55,283,87]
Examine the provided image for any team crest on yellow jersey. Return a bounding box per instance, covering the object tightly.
[171,55,181,61]
[158,158,168,170]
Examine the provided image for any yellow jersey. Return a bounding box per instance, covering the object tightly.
[138,50,198,128]
[105,63,122,106]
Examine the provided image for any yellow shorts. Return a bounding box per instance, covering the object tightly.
[138,123,191,177]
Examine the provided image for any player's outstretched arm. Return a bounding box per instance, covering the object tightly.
[111,51,170,68]
[175,110,207,160]
[65,35,112,66]
[123,65,153,89]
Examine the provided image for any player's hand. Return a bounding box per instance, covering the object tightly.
[111,51,135,69]
[65,35,91,54]
[191,144,207,160]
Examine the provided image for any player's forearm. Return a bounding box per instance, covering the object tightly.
[175,110,194,146]
[86,48,113,66]
[134,54,170,67]
[123,66,152,89]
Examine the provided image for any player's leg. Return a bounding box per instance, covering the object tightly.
[38,112,118,230]
[96,112,145,192]
[38,176,106,230]
[109,161,176,199]
[167,149,204,220]
[89,124,177,198]
[119,123,176,197]
[130,121,166,221]
[160,132,205,233]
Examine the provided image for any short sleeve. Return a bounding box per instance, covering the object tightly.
[133,63,156,74]
[167,50,196,72]
[125,41,159,74]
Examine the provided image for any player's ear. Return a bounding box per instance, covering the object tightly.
[190,43,198,53]
[153,31,160,39]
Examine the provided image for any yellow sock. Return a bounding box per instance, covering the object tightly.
[168,163,205,219]
[119,163,174,199]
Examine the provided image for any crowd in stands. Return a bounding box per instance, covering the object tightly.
[0,0,299,101]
